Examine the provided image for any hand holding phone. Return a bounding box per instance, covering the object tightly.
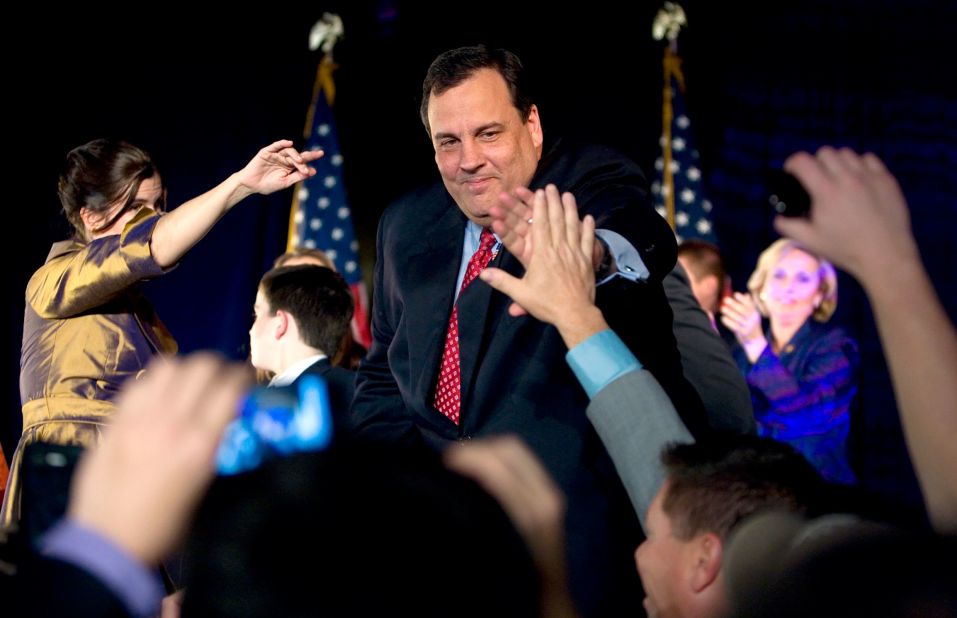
[767,169,811,218]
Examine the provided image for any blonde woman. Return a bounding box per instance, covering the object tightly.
[721,239,858,484]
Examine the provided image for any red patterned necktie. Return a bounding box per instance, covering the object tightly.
[433,228,497,424]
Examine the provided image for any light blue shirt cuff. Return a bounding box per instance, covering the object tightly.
[41,519,165,618]
[566,329,643,399]
[596,229,649,283]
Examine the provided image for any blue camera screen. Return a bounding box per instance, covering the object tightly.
[216,374,333,475]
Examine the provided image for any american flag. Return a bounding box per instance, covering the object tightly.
[289,56,372,347]
[652,47,717,244]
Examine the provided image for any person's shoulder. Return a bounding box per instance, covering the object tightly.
[43,239,84,263]
[546,137,636,165]
[325,364,357,383]
[27,240,85,289]
[536,137,645,187]
[381,181,451,223]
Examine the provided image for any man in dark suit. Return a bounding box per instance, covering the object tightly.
[665,262,755,434]
[352,45,691,616]
[249,265,356,426]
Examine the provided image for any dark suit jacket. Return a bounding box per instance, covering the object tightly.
[295,357,356,437]
[665,263,755,434]
[11,555,133,618]
[352,138,687,616]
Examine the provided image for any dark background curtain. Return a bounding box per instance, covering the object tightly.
[4,0,954,517]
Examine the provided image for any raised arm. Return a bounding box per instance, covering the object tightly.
[776,146,957,534]
[150,140,321,268]
[482,185,693,525]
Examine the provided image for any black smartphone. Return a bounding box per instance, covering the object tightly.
[767,169,811,218]
[20,443,84,546]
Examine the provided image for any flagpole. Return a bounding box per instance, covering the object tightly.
[653,2,688,233]
[289,13,345,252]
[289,55,339,251]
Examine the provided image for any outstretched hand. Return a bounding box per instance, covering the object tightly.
[68,353,250,565]
[491,186,605,275]
[775,147,918,284]
[490,186,537,267]
[480,185,606,348]
[236,139,323,195]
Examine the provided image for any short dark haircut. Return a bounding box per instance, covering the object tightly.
[273,247,336,271]
[258,265,353,356]
[419,44,535,135]
[661,436,824,541]
[58,139,164,239]
[677,239,726,285]
[183,443,541,617]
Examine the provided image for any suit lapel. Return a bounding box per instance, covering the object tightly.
[404,202,467,408]
[456,245,526,421]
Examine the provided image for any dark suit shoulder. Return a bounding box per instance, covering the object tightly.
[380,182,456,229]
[534,137,675,281]
[378,182,464,256]
[300,360,357,432]
[534,139,648,195]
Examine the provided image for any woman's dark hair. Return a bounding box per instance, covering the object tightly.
[58,139,162,238]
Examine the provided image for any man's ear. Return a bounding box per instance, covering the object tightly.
[689,532,723,593]
[699,274,720,300]
[526,104,544,150]
[274,310,290,340]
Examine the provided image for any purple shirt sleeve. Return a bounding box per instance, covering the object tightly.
[40,519,164,618]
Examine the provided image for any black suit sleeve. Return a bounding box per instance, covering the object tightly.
[664,264,756,434]
[350,213,422,446]
[536,142,677,282]
[12,555,133,618]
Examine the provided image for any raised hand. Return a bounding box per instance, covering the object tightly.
[775,147,918,285]
[236,139,323,195]
[480,185,606,348]
[720,292,767,362]
[68,353,250,564]
[491,185,605,272]
[491,186,537,268]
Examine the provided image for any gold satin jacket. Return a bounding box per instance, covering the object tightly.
[2,208,177,526]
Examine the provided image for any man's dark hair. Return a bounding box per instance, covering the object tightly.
[259,265,353,356]
[661,435,824,541]
[677,239,726,286]
[183,444,541,617]
[419,44,535,135]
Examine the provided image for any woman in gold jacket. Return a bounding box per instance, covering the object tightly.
[2,138,322,526]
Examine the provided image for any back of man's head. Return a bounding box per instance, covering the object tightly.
[182,443,541,617]
[661,435,824,541]
[677,240,726,314]
[677,241,725,283]
[259,265,353,355]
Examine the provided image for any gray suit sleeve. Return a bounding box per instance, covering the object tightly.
[586,369,694,530]
[665,263,756,434]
